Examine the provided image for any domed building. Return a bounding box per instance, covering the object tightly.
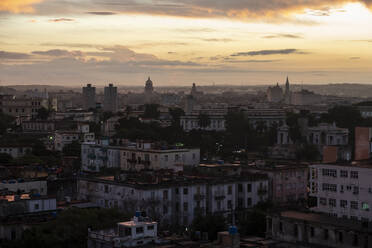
[144,77,154,95]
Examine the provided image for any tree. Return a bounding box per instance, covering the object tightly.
[62,140,81,157]
[143,104,160,119]
[169,107,185,127]
[191,214,227,241]
[36,107,50,120]
[0,153,13,165]
[198,113,211,129]
[0,112,15,134]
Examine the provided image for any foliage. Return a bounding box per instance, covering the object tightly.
[0,153,13,165]
[62,140,81,157]
[191,214,227,241]
[36,107,51,120]
[3,208,130,248]
[0,112,15,134]
[169,107,185,127]
[143,104,160,119]
[295,144,320,161]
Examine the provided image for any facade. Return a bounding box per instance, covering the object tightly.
[277,123,349,147]
[0,195,57,240]
[53,111,95,122]
[82,84,96,110]
[77,174,268,227]
[81,142,200,172]
[354,127,372,161]
[267,211,372,248]
[246,162,308,204]
[22,120,55,132]
[291,89,322,106]
[54,124,94,151]
[242,108,286,128]
[104,84,118,113]
[309,162,372,221]
[88,214,158,248]
[180,114,226,132]
[0,179,47,195]
[267,83,284,103]
[0,145,32,158]
[0,95,47,119]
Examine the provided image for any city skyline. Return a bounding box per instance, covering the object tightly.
[0,0,372,85]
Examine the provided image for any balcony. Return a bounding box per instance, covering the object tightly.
[194,193,205,201]
[127,158,137,164]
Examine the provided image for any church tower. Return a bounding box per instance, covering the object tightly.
[284,76,291,104]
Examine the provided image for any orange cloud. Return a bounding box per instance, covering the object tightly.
[0,0,44,13]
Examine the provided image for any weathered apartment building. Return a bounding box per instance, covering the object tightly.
[81,141,200,172]
[77,174,268,227]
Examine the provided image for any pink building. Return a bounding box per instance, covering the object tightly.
[245,162,309,205]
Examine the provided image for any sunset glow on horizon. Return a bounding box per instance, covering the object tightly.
[0,0,372,86]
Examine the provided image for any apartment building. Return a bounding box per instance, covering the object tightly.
[267,210,371,248]
[0,95,47,119]
[77,174,268,227]
[309,162,372,221]
[245,162,308,205]
[81,141,200,172]
[0,179,47,195]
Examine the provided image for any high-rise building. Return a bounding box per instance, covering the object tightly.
[104,83,117,112]
[82,84,96,110]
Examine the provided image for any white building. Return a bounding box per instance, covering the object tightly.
[0,179,47,195]
[180,114,226,132]
[81,142,200,172]
[104,84,118,113]
[0,145,32,158]
[77,175,268,227]
[82,84,96,110]
[310,162,372,221]
[88,214,158,248]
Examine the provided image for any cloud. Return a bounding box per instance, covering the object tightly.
[231,49,307,56]
[86,11,117,15]
[201,38,234,42]
[49,18,75,22]
[32,49,83,57]
[0,51,30,59]
[227,59,281,63]
[350,57,361,60]
[0,0,44,13]
[262,34,303,39]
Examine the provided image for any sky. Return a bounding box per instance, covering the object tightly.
[0,0,372,86]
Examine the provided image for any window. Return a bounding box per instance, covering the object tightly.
[324,229,329,240]
[353,186,359,195]
[104,185,109,193]
[339,232,343,243]
[362,202,370,211]
[247,184,252,192]
[310,227,315,237]
[320,197,327,206]
[322,183,337,192]
[351,201,359,210]
[183,188,188,195]
[175,154,179,161]
[163,205,168,214]
[340,200,348,208]
[183,202,188,212]
[147,225,154,230]
[164,155,168,162]
[247,197,252,206]
[228,185,232,195]
[34,203,39,210]
[163,190,168,200]
[151,192,155,199]
[351,171,359,179]
[329,199,336,207]
[353,234,359,246]
[340,170,348,178]
[136,227,144,234]
[322,169,337,177]
[279,222,283,232]
[238,184,243,193]
[228,200,232,209]
[175,188,179,194]
[294,224,298,237]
